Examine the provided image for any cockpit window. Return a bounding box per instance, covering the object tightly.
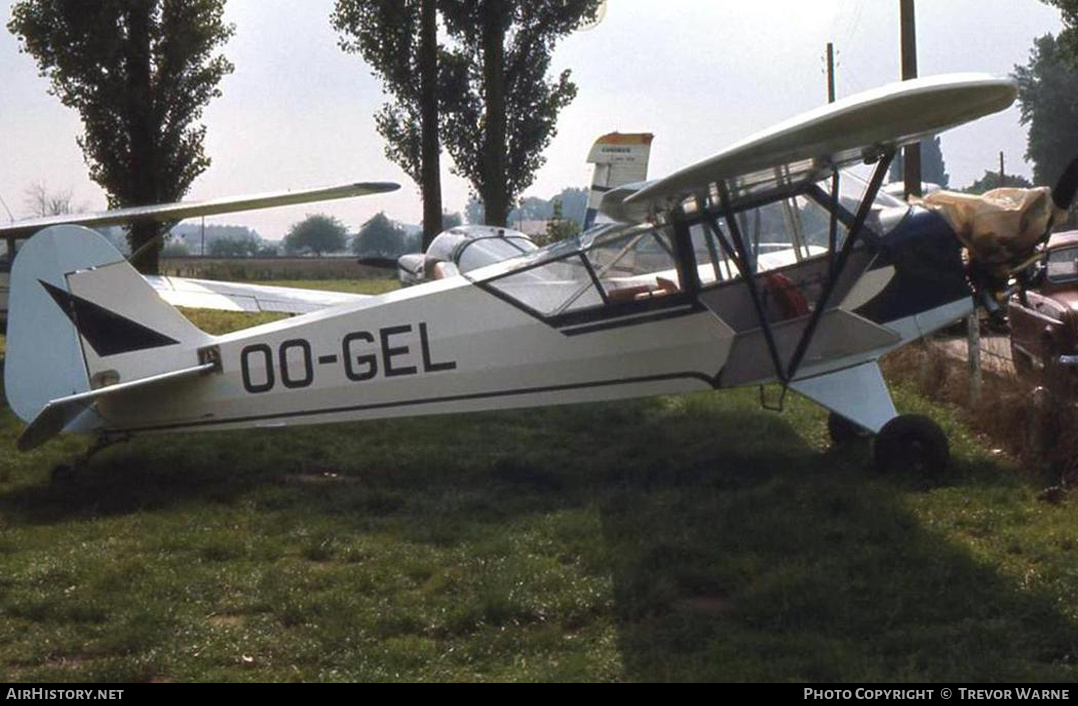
[483,224,681,318]
[475,168,903,318]
[585,226,681,302]
[483,255,604,316]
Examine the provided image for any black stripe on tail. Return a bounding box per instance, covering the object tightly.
[40,280,179,357]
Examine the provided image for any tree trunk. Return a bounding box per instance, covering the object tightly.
[480,3,509,227]
[419,0,443,249]
[123,2,161,275]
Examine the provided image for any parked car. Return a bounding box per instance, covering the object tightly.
[1008,230,1078,380]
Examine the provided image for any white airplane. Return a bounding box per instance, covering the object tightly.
[2,74,1049,477]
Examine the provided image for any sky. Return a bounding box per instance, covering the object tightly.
[0,0,1066,242]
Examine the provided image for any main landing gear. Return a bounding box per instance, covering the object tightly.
[828,412,950,475]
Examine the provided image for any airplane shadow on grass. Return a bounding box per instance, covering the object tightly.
[1,378,1076,682]
[592,403,1078,682]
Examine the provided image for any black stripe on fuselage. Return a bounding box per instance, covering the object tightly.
[560,306,702,336]
[111,371,720,435]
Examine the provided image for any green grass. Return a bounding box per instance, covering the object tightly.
[1,305,1077,682]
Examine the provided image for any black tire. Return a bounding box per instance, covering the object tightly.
[873,415,950,475]
[827,412,871,445]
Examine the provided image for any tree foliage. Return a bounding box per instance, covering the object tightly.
[962,170,1034,195]
[535,198,580,247]
[1042,0,1078,56]
[441,211,463,230]
[888,137,950,188]
[208,231,263,257]
[333,0,443,247]
[1015,33,1078,189]
[466,186,587,227]
[439,0,600,226]
[8,0,234,273]
[352,211,405,256]
[283,214,349,256]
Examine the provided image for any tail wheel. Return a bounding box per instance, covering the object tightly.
[873,415,950,475]
[827,412,871,445]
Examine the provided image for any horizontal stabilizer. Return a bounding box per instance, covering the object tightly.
[145,276,368,314]
[18,361,217,451]
[0,181,400,240]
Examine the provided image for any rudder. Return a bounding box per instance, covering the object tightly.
[4,225,208,426]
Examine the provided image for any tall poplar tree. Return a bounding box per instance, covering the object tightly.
[8,0,234,274]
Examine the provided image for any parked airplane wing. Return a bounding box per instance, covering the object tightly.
[0,182,400,240]
[144,276,370,315]
[613,74,1016,220]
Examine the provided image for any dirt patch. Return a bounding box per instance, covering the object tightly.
[43,656,84,670]
[208,613,245,628]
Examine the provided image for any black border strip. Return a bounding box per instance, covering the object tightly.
[560,305,702,336]
[111,371,720,435]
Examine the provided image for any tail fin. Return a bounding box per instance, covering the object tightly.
[584,132,654,229]
[4,225,210,433]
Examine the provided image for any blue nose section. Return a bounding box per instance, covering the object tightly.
[855,208,971,325]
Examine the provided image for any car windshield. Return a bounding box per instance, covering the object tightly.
[1047,246,1078,283]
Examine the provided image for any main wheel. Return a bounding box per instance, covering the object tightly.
[827,412,871,445]
[873,415,950,475]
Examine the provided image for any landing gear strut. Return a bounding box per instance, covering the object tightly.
[827,412,872,446]
[872,415,949,475]
[50,433,127,483]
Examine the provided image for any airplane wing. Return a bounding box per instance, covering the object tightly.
[609,74,1016,222]
[0,181,400,241]
[143,276,370,314]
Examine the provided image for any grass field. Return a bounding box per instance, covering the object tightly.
[1,283,1077,682]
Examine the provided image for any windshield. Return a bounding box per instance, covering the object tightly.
[457,236,536,274]
[1047,246,1078,283]
[482,223,681,317]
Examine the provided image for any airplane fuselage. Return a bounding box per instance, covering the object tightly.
[84,207,970,438]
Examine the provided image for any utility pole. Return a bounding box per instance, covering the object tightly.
[826,43,836,104]
[900,0,922,198]
[999,151,1006,187]
[826,42,839,269]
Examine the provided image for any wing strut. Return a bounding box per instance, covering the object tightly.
[704,191,790,387]
[692,150,896,402]
[782,151,894,382]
